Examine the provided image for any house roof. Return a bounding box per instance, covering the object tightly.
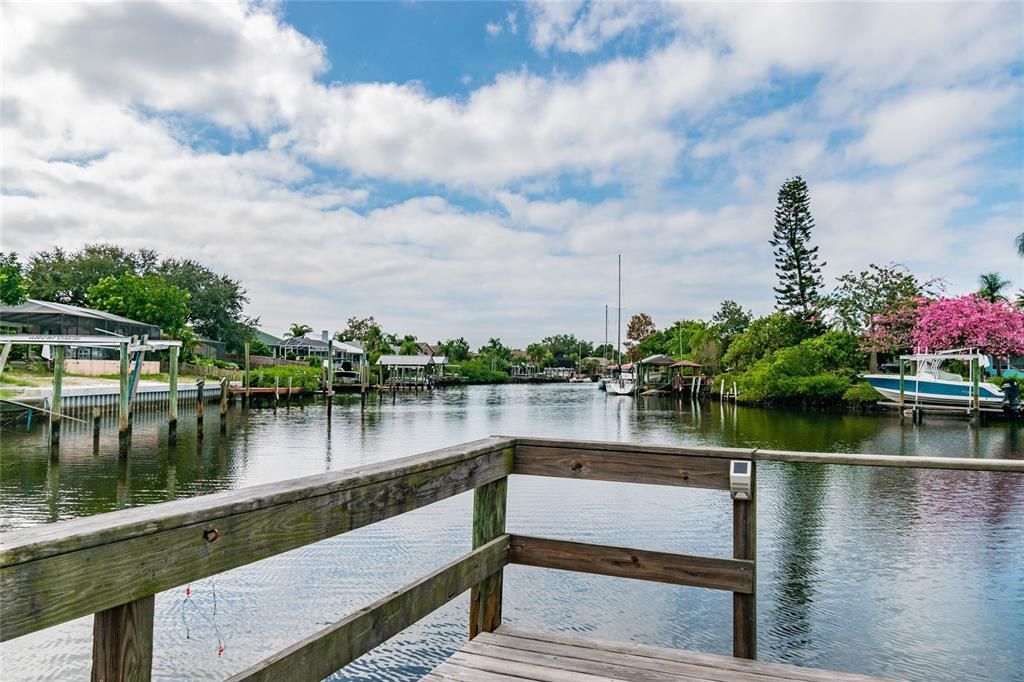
[376,354,434,366]
[254,329,282,346]
[417,342,439,356]
[640,354,676,366]
[334,340,364,355]
[280,335,329,349]
[0,299,159,329]
[279,336,364,354]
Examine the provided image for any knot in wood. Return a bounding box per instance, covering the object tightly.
[203,528,220,543]
[569,459,584,473]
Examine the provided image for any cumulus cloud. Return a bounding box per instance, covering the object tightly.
[2,0,1021,345]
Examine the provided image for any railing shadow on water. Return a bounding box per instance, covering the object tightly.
[1,435,1021,681]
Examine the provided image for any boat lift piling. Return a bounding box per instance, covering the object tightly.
[118,342,130,455]
[195,377,205,439]
[219,377,228,433]
[49,346,65,456]
[168,346,178,445]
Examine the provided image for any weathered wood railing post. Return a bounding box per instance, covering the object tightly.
[733,459,756,659]
[50,345,65,456]
[219,377,228,433]
[118,342,130,455]
[469,446,510,639]
[168,346,178,445]
[92,595,155,682]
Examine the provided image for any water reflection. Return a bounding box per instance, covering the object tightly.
[1,385,1021,681]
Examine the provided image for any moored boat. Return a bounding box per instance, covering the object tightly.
[862,351,1004,407]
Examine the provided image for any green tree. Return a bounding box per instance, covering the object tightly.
[437,337,470,361]
[977,272,1011,303]
[540,334,593,367]
[86,273,189,334]
[1017,232,1024,258]
[338,316,377,342]
[593,343,615,360]
[526,342,551,368]
[156,258,254,351]
[286,323,313,338]
[26,244,157,305]
[399,335,420,355]
[722,312,810,370]
[0,252,28,306]
[830,263,933,333]
[770,176,825,318]
[710,300,752,350]
[478,338,512,369]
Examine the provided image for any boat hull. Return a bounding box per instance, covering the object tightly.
[606,378,635,396]
[862,374,1004,407]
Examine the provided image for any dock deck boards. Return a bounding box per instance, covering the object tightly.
[426,626,893,682]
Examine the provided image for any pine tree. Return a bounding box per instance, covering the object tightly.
[770,176,825,318]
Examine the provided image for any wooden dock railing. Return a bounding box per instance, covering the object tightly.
[1,437,1021,681]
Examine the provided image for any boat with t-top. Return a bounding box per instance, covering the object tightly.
[861,349,1005,407]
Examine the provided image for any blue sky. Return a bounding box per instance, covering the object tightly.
[2,1,1022,347]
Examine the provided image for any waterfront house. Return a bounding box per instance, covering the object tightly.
[278,336,365,370]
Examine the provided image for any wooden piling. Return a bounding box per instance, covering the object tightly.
[469,466,508,639]
[219,377,228,433]
[287,377,292,404]
[327,339,334,397]
[243,342,251,408]
[274,376,280,405]
[195,378,205,439]
[92,408,101,439]
[118,342,130,454]
[50,345,64,452]
[168,346,178,442]
[898,360,906,424]
[971,357,980,425]
[732,460,756,660]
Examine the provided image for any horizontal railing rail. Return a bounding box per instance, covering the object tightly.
[1,436,1020,682]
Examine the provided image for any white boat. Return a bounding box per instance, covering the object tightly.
[862,350,1004,407]
[606,371,635,396]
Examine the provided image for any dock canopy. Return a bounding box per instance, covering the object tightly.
[640,354,677,366]
[671,360,703,369]
[376,354,434,367]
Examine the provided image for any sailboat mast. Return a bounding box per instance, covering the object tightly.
[604,304,608,362]
[616,254,622,367]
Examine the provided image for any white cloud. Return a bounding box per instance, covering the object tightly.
[485,22,502,37]
[852,87,1018,167]
[1,0,1021,346]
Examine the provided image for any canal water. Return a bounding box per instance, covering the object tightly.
[1,384,1022,681]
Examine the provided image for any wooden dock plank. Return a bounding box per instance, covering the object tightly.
[470,632,795,682]
[490,627,896,682]
[424,626,897,681]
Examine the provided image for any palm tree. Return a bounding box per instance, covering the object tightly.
[977,272,1011,303]
[1017,232,1024,258]
[285,323,313,338]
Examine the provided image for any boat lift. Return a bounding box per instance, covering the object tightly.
[0,334,183,451]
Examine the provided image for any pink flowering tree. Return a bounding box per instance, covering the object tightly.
[911,295,1024,357]
[861,297,925,354]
